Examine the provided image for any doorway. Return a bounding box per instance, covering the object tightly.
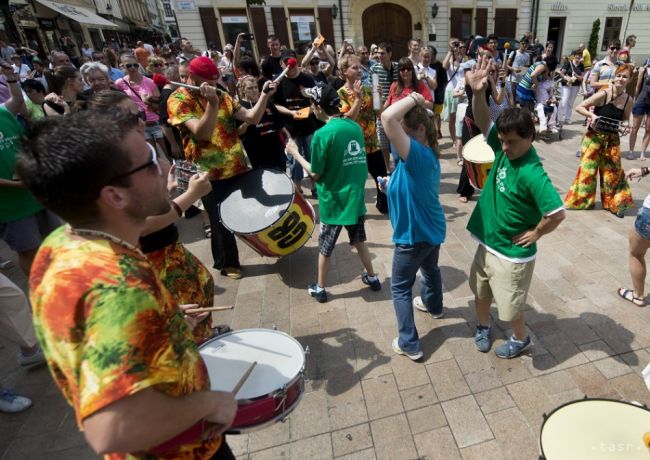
[546,17,566,59]
[362,3,412,59]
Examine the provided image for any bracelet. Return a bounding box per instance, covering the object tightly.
[642,167,649,177]
[170,200,182,217]
[409,93,422,108]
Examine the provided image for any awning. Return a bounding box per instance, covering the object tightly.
[34,0,118,28]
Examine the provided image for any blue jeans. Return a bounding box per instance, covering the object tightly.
[288,134,313,183]
[391,242,443,353]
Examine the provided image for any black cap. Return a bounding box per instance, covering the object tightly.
[281,49,297,62]
[301,83,341,115]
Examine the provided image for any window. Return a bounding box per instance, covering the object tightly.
[163,1,173,18]
[601,17,622,51]
[221,14,250,46]
[289,14,316,54]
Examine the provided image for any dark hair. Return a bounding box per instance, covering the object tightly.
[238,55,260,78]
[44,66,79,95]
[16,111,140,225]
[495,108,535,141]
[87,90,130,110]
[608,39,621,48]
[429,46,437,55]
[542,54,558,71]
[626,35,637,46]
[403,106,438,154]
[378,42,392,54]
[545,40,555,48]
[487,34,499,42]
[21,79,46,94]
[395,57,417,96]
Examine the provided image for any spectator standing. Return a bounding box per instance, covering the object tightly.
[558,50,584,124]
[370,42,398,167]
[590,40,621,92]
[261,35,283,80]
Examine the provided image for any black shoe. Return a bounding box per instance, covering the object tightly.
[184,205,201,219]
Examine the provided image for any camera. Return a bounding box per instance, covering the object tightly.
[244,33,254,40]
[453,41,459,48]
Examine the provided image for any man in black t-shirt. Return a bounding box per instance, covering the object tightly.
[261,35,283,81]
[273,50,323,194]
[429,47,447,137]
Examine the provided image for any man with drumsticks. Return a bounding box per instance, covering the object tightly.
[464,56,565,358]
[167,56,277,280]
[16,111,238,458]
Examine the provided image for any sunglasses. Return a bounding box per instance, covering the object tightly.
[609,46,620,51]
[124,63,139,69]
[152,63,165,67]
[110,143,161,183]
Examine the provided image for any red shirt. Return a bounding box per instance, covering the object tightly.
[386,79,433,106]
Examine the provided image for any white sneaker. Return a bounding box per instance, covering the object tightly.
[550,127,559,134]
[413,296,444,318]
[19,348,46,367]
[0,390,32,413]
[392,337,423,361]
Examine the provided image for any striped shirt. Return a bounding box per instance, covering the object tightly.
[370,61,398,102]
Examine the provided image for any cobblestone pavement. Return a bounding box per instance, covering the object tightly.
[2,119,650,460]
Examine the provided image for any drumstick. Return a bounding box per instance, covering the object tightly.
[232,361,257,395]
[185,305,234,314]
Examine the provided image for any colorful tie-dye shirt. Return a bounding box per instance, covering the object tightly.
[337,85,381,154]
[29,226,221,459]
[167,87,248,180]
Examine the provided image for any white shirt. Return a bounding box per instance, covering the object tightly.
[417,64,437,102]
[12,63,30,81]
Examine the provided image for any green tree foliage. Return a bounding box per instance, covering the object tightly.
[588,18,600,59]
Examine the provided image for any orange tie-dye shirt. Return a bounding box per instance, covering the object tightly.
[29,226,221,459]
[167,87,248,181]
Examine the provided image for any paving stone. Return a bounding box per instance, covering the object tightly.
[464,367,503,394]
[485,407,539,460]
[506,378,554,433]
[460,440,504,460]
[609,373,650,406]
[578,339,617,361]
[592,356,634,379]
[413,426,462,460]
[568,363,621,399]
[400,383,438,411]
[474,387,516,415]
[248,416,291,452]
[335,447,377,460]
[289,389,331,440]
[331,423,373,458]
[361,373,404,420]
[538,370,580,396]
[441,395,493,448]
[406,403,448,435]
[426,359,471,401]
[290,433,333,459]
[370,413,418,460]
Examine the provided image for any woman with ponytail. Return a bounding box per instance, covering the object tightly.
[43,66,84,116]
[380,91,446,361]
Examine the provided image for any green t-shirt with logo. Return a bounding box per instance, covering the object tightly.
[466,124,563,261]
[0,107,43,223]
[310,117,368,225]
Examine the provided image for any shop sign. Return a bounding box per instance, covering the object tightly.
[19,19,38,27]
[222,16,247,23]
[39,18,55,29]
[550,2,568,10]
[608,3,650,10]
[174,0,196,11]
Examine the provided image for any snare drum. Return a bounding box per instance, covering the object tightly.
[220,169,316,257]
[462,134,495,190]
[539,398,650,459]
[199,329,306,433]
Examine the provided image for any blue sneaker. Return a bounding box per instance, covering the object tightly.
[495,335,532,359]
[474,325,492,353]
[308,283,327,303]
[361,272,381,291]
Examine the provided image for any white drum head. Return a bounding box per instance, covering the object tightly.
[462,134,495,163]
[540,399,650,459]
[200,329,305,400]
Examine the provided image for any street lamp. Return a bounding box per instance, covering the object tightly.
[332,4,338,19]
[431,3,439,18]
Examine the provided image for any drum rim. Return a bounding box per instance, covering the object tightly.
[538,397,650,459]
[199,328,307,402]
[461,134,495,163]
[219,169,298,235]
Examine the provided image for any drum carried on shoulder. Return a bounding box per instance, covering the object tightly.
[539,397,650,459]
[462,134,495,191]
[220,169,316,258]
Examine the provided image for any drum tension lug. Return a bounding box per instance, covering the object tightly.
[542,412,548,420]
[273,324,277,330]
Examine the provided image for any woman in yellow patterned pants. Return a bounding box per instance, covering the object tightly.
[565,64,634,217]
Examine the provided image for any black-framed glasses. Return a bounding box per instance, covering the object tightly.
[109,143,161,183]
[124,63,139,69]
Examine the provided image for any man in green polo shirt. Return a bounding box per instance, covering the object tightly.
[465,56,565,358]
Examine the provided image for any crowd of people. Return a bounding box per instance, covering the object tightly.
[1,27,650,459]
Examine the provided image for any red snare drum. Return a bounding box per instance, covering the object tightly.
[462,134,495,190]
[219,169,315,257]
[199,329,306,433]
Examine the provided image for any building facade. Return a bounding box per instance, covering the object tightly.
[174,0,648,64]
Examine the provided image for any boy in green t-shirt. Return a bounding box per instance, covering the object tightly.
[287,84,381,303]
[465,56,566,359]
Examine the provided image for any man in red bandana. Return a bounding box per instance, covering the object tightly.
[168,57,277,279]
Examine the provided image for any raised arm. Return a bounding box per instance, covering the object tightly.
[234,80,277,124]
[465,55,492,135]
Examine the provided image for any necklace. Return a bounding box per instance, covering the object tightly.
[68,225,143,255]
